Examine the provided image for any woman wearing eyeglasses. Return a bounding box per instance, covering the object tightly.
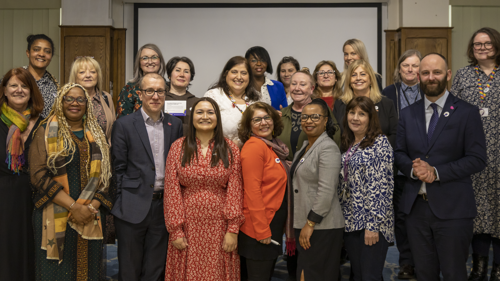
[333,60,397,149]
[312,60,343,110]
[245,46,288,110]
[452,27,500,281]
[117,43,166,118]
[290,98,344,281]
[237,102,290,281]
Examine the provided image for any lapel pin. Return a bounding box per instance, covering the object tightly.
[444,112,450,117]
[275,158,280,164]
[375,106,379,111]
[300,158,305,163]
[450,106,454,110]
[168,122,172,126]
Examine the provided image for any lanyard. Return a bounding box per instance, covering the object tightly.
[401,85,420,106]
[343,138,364,182]
[474,64,499,102]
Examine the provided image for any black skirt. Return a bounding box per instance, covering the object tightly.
[238,192,287,260]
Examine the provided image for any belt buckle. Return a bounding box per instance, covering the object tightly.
[422,193,428,201]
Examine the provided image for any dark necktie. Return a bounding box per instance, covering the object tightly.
[428,103,439,142]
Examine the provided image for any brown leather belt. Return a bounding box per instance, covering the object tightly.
[152,192,164,200]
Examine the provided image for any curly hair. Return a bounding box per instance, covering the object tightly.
[238,102,284,144]
[40,83,111,191]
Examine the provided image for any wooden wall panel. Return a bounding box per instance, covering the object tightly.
[405,38,448,57]
[63,36,107,84]
[384,30,399,86]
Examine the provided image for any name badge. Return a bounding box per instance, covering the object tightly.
[275,158,280,164]
[479,108,489,117]
[165,100,187,116]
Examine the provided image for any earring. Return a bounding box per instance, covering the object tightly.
[272,130,275,136]
[82,114,87,121]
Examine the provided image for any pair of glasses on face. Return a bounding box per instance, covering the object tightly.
[140,55,160,62]
[473,42,493,50]
[250,59,265,64]
[318,71,335,77]
[140,89,166,97]
[252,116,273,125]
[63,96,87,105]
[301,114,324,122]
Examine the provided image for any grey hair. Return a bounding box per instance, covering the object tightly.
[393,49,422,84]
[130,43,166,84]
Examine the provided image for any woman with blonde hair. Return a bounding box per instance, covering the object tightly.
[342,39,383,92]
[30,83,113,280]
[117,43,166,117]
[68,57,115,142]
[333,60,397,148]
[312,60,342,109]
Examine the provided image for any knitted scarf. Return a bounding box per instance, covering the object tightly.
[0,102,30,174]
[41,115,103,263]
[251,134,296,256]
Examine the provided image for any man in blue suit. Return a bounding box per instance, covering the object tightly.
[111,73,183,281]
[395,53,487,281]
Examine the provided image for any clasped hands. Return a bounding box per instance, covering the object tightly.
[412,158,436,183]
[68,202,99,225]
[172,232,238,253]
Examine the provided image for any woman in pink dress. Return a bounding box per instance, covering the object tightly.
[164,97,245,280]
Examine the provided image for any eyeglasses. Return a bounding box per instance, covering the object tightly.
[250,59,265,64]
[318,71,335,77]
[252,115,272,125]
[140,55,159,62]
[473,42,493,50]
[140,88,166,97]
[300,114,324,122]
[63,96,87,105]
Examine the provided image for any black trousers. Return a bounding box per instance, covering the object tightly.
[393,175,413,266]
[246,258,277,281]
[115,199,169,281]
[344,230,389,281]
[406,196,473,281]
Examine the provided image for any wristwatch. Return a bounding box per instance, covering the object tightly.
[307,220,316,227]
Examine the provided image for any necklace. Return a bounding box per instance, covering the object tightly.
[227,93,249,114]
[475,64,499,101]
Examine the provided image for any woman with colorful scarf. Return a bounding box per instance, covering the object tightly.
[237,102,291,281]
[29,83,113,280]
[0,67,44,281]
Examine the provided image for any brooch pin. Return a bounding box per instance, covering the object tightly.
[300,158,305,163]
[275,158,280,164]
[375,106,379,111]
[450,106,454,110]
[168,122,172,126]
[444,112,450,117]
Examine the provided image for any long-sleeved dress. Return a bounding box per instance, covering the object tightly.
[30,125,113,281]
[164,137,245,281]
[452,65,500,237]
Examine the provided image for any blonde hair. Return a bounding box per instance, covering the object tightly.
[42,83,111,191]
[341,60,382,105]
[68,57,103,92]
[291,67,315,88]
[312,60,342,99]
[342,38,370,70]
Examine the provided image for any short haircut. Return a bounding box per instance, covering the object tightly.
[138,73,166,89]
[312,60,342,99]
[393,49,422,83]
[68,57,104,92]
[0,67,44,118]
[26,34,55,52]
[276,56,300,83]
[238,102,284,144]
[343,39,370,70]
[209,56,260,102]
[291,67,316,88]
[466,27,500,65]
[130,43,166,84]
[165,56,195,89]
[341,96,383,151]
[341,60,382,104]
[422,52,449,69]
[245,46,273,74]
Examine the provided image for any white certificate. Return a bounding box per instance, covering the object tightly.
[165,100,187,116]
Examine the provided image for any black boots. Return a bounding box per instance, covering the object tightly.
[469,254,489,281]
[490,262,500,281]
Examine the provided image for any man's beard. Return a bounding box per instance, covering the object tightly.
[420,75,447,97]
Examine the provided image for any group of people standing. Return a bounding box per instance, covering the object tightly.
[0,26,499,281]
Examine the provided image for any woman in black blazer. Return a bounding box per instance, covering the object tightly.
[333,60,397,148]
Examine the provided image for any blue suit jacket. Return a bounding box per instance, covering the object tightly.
[394,93,486,219]
[111,110,183,224]
[267,80,288,110]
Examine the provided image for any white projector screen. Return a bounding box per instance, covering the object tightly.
[135,4,381,97]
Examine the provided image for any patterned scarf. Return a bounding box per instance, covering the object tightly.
[251,134,296,256]
[0,102,31,174]
[41,115,103,263]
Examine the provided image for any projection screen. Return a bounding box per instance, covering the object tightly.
[135,3,382,97]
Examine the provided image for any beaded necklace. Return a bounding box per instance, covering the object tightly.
[474,64,499,101]
[227,93,249,114]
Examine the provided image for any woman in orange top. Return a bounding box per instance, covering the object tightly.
[238,102,291,281]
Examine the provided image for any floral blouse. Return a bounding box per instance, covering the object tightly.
[339,135,394,243]
[116,81,141,118]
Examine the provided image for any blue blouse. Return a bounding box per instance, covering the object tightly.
[339,135,394,243]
